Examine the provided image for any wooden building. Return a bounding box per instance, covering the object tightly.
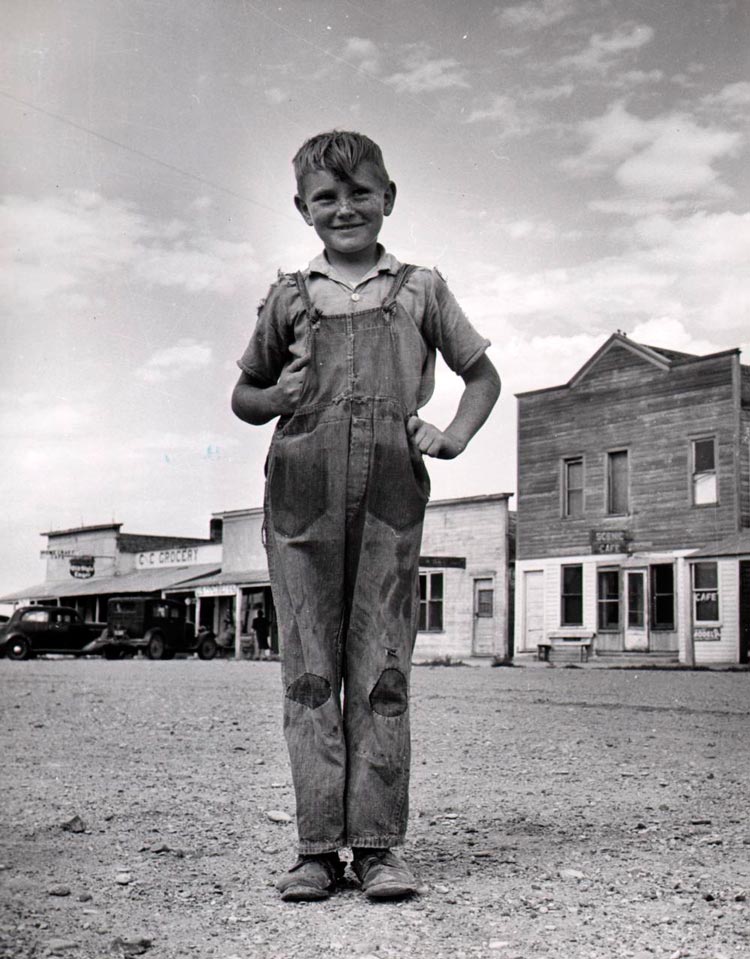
[513,333,750,665]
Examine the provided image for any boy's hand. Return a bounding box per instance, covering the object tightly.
[407,415,465,460]
[274,354,310,413]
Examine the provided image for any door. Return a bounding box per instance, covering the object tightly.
[624,569,648,651]
[523,570,544,653]
[740,561,750,665]
[472,578,495,656]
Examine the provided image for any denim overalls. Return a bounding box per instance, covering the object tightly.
[264,264,430,854]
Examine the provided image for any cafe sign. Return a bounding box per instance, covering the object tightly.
[590,529,629,555]
[694,626,721,642]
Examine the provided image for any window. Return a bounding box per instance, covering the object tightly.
[693,562,719,623]
[692,437,717,505]
[597,569,620,630]
[561,565,583,626]
[419,572,443,631]
[627,573,645,627]
[22,609,49,624]
[650,564,675,630]
[563,457,584,517]
[476,588,494,617]
[607,450,629,515]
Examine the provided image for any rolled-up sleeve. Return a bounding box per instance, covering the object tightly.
[237,280,297,386]
[422,269,490,375]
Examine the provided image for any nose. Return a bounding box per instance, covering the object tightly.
[336,196,354,216]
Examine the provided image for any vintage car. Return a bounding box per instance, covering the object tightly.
[85,596,218,660]
[0,606,106,660]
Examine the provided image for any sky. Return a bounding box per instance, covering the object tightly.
[1,0,749,596]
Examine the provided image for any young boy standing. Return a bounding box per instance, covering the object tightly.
[232,131,500,902]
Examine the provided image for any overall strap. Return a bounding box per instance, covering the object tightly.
[382,264,417,313]
[294,271,315,316]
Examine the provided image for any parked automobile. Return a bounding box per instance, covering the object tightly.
[0,606,106,660]
[84,596,218,660]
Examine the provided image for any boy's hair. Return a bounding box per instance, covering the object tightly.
[293,130,390,193]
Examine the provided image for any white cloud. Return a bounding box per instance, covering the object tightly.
[386,45,469,94]
[344,36,381,74]
[702,81,750,112]
[563,102,741,200]
[498,0,579,31]
[0,191,260,312]
[465,94,535,135]
[562,23,654,72]
[0,392,93,437]
[265,87,287,104]
[135,339,213,384]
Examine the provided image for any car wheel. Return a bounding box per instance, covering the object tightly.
[146,633,166,660]
[7,636,32,661]
[197,636,218,660]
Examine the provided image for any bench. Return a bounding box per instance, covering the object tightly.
[542,631,596,663]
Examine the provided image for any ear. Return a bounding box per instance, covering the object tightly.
[294,194,314,226]
[383,180,397,217]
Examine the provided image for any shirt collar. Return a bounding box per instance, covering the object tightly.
[305,245,401,285]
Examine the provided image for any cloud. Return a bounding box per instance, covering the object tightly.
[497,0,579,31]
[465,94,536,135]
[702,81,750,112]
[344,36,382,74]
[456,209,750,345]
[0,392,94,437]
[563,101,741,200]
[385,44,469,94]
[135,339,213,384]
[0,191,260,312]
[562,23,654,72]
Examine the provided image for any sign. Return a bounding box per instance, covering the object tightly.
[694,626,721,642]
[69,556,95,579]
[195,584,240,597]
[419,556,466,569]
[40,548,79,559]
[136,545,220,568]
[590,529,629,554]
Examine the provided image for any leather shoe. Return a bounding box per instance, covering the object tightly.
[276,852,344,902]
[352,848,419,900]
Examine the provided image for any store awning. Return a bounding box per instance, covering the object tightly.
[691,531,750,559]
[0,563,221,603]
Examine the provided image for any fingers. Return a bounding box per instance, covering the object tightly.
[406,415,423,436]
[286,353,311,372]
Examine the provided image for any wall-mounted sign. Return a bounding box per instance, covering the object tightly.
[195,585,240,597]
[40,548,80,559]
[694,626,721,642]
[590,529,629,554]
[419,556,467,569]
[69,556,95,579]
[136,545,220,568]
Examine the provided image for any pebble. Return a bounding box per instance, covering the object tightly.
[558,868,585,881]
[47,885,71,897]
[489,940,511,950]
[44,938,79,952]
[60,815,86,834]
[266,810,292,823]
[115,872,133,885]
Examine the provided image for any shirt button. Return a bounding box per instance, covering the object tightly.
[351,292,361,302]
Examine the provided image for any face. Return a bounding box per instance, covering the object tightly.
[295,161,396,263]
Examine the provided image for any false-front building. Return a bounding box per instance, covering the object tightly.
[513,333,750,665]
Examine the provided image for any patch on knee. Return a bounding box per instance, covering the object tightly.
[286,672,331,709]
[369,668,408,717]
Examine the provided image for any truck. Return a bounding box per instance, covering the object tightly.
[0,606,106,660]
[86,596,219,660]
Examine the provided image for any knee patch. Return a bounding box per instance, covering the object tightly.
[286,672,331,709]
[369,668,408,717]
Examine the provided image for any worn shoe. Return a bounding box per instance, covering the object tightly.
[352,848,419,900]
[276,852,344,902]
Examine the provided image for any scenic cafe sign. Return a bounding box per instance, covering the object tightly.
[136,545,219,569]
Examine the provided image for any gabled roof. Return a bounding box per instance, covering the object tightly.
[516,332,741,397]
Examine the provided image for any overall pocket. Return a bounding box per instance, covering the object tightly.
[367,428,430,532]
[268,431,328,538]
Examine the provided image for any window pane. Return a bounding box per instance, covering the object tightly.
[562,596,583,625]
[694,438,715,472]
[654,594,674,625]
[652,564,672,592]
[567,489,583,517]
[418,603,426,632]
[563,565,582,593]
[599,570,619,599]
[419,575,427,601]
[694,472,717,505]
[565,458,583,517]
[694,562,718,589]
[430,573,443,600]
[608,451,629,514]
[428,601,443,630]
[627,574,644,627]
[568,460,583,487]
[696,594,719,621]
[477,589,493,617]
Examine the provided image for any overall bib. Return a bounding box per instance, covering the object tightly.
[264,265,430,854]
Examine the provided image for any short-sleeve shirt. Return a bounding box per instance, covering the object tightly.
[237,247,490,411]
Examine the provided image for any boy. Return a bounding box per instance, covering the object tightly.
[231,130,500,902]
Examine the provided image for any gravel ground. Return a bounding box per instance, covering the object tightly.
[1,658,749,959]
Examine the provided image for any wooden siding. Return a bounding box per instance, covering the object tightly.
[517,346,741,560]
[414,498,510,660]
[692,559,739,664]
[741,407,750,528]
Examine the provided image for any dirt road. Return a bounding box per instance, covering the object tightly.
[1,660,748,959]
